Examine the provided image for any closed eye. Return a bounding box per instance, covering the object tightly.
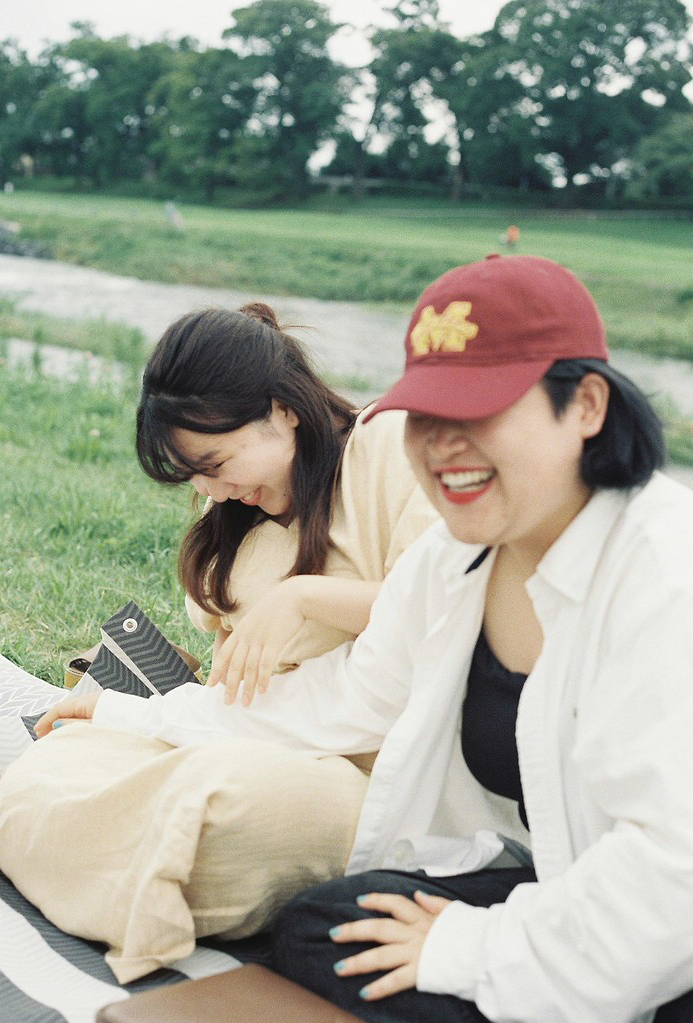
[194,459,227,477]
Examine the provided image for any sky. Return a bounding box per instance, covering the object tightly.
[2,0,522,59]
[4,0,691,154]
[5,0,693,60]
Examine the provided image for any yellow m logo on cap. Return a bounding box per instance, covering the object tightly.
[410,302,479,357]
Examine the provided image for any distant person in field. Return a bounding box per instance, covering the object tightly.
[504,224,520,248]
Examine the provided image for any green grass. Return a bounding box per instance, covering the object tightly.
[0,190,691,359]
[1,188,692,677]
[1,359,692,681]
[0,368,213,685]
[0,297,148,366]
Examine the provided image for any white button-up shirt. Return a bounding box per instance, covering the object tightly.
[95,472,693,1023]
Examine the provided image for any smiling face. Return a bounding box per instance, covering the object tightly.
[171,400,299,519]
[404,377,608,565]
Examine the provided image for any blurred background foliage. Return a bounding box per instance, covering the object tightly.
[0,0,690,207]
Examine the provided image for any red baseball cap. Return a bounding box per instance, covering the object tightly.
[364,254,608,422]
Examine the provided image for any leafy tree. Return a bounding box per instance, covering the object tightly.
[55,27,178,185]
[429,30,547,194]
[356,1,461,191]
[222,0,345,197]
[627,112,693,198]
[333,0,544,197]
[28,59,92,180]
[147,47,255,199]
[0,41,64,182]
[489,0,692,190]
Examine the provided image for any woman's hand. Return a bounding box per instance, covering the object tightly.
[207,579,306,705]
[330,891,451,1001]
[34,693,102,738]
[207,575,379,706]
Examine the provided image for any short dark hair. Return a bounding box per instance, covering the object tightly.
[542,359,665,488]
[136,303,356,614]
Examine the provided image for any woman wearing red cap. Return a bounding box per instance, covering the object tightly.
[31,256,693,1021]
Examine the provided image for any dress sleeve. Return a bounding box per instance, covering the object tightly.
[383,483,439,574]
[331,409,438,584]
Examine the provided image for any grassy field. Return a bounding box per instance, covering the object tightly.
[1,189,692,358]
[2,325,693,684]
[1,187,692,680]
[0,296,148,365]
[0,366,213,684]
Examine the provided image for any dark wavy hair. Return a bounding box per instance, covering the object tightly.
[542,359,665,488]
[136,303,357,614]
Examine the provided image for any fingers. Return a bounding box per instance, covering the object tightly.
[34,694,100,738]
[237,644,276,704]
[358,964,418,1002]
[333,942,409,975]
[413,890,452,915]
[208,633,277,706]
[228,640,260,705]
[207,635,244,702]
[207,635,232,689]
[205,588,303,705]
[328,891,446,1001]
[220,639,258,705]
[34,704,71,737]
[331,921,419,1001]
[331,892,429,932]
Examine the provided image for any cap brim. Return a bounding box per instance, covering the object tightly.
[363,359,555,423]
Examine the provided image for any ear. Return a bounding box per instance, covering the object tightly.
[574,373,609,440]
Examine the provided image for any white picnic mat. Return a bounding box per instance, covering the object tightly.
[0,655,67,771]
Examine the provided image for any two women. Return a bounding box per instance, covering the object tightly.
[39,254,693,1021]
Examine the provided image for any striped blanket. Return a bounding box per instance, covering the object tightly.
[0,869,252,1023]
[0,650,271,1021]
[0,654,67,771]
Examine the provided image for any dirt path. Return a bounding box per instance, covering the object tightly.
[0,253,408,393]
[3,251,693,418]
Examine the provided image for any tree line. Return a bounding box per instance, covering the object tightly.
[1,0,691,204]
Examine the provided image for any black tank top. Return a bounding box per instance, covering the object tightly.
[461,628,529,830]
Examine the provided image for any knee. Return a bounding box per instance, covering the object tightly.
[273,879,341,960]
[272,873,373,978]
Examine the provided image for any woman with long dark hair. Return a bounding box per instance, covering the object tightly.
[23,301,435,946]
[136,301,436,704]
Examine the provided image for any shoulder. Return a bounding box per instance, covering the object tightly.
[346,407,408,456]
[619,473,693,554]
[626,470,693,520]
[620,472,693,574]
[338,407,411,489]
[588,473,693,612]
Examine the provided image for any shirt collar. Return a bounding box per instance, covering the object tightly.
[433,484,635,606]
[532,486,632,603]
[434,523,494,594]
